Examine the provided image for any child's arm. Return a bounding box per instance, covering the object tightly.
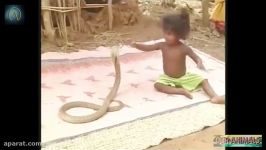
[186,47,206,70]
[131,42,163,51]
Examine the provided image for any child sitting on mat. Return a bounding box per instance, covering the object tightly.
[131,9,224,104]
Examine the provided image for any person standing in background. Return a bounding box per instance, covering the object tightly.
[210,0,225,35]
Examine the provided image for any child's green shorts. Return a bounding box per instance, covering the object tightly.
[155,73,205,91]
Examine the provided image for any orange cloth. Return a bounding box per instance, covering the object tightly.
[210,0,225,22]
[210,0,225,34]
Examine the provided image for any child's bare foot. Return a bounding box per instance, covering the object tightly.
[182,90,193,99]
[210,95,225,104]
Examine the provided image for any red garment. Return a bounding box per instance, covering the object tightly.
[214,21,225,34]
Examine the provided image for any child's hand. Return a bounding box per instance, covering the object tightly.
[197,62,206,71]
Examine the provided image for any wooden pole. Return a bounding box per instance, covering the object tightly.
[202,0,210,27]
[42,0,55,41]
[108,0,113,30]
[77,0,81,31]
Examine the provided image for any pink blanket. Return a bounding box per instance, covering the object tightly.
[41,42,225,143]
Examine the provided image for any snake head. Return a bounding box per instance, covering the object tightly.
[110,46,120,63]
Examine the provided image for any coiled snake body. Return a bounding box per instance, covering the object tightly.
[58,48,123,124]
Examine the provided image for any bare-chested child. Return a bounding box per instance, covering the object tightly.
[131,9,224,104]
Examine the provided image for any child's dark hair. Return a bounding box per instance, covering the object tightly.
[162,8,190,40]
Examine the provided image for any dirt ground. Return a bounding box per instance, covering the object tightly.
[41,16,225,61]
[146,122,225,150]
[41,2,225,149]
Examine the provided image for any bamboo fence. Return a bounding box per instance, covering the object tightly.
[41,0,113,43]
